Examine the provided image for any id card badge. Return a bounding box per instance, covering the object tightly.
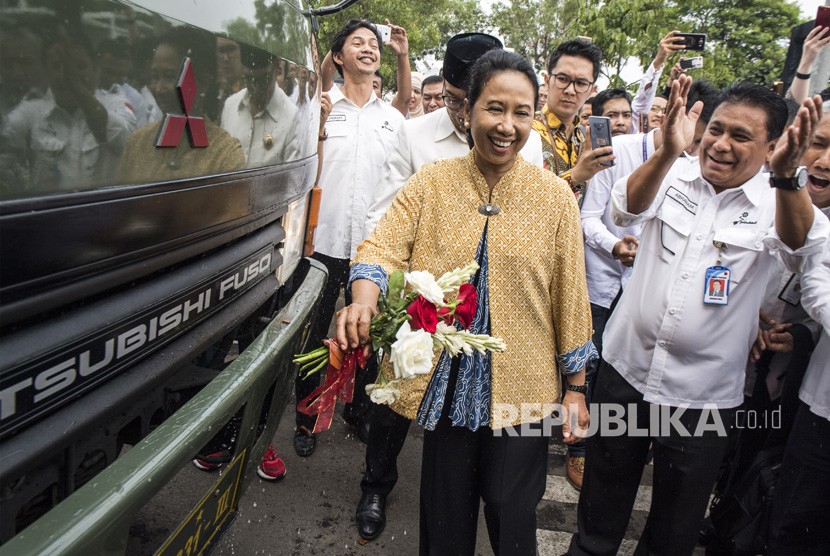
[704,266,730,305]
[778,273,801,307]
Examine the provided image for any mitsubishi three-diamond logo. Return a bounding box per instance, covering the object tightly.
[155,57,209,148]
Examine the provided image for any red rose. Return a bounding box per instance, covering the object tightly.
[455,284,477,329]
[407,295,439,333]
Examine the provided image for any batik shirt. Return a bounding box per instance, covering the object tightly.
[350,151,597,429]
[532,105,586,206]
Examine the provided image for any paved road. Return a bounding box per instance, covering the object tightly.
[127,397,705,555]
[125,300,705,555]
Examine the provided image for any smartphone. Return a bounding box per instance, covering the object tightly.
[639,113,649,134]
[588,116,614,167]
[772,81,784,96]
[679,56,704,70]
[817,6,830,29]
[677,32,706,51]
[373,23,391,43]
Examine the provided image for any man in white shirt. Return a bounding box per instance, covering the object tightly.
[568,79,830,555]
[298,20,406,458]
[221,43,300,167]
[767,102,830,555]
[2,33,136,193]
[571,79,721,491]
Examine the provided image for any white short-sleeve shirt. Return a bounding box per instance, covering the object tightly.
[604,161,830,409]
[314,86,405,259]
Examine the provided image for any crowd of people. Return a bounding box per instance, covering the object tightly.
[286,18,830,556]
[2,9,829,555]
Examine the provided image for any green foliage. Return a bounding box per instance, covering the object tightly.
[311,0,488,90]
[674,0,800,87]
[489,0,803,88]
[489,0,582,70]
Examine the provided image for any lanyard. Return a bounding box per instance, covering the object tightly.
[642,133,649,163]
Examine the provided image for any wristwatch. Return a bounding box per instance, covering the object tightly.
[769,166,808,190]
[565,383,588,394]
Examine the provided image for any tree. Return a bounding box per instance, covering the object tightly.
[675,0,801,86]
[311,0,488,91]
[488,0,582,70]
[489,0,803,89]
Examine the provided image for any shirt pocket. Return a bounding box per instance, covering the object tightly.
[655,200,694,262]
[322,117,351,160]
[712,227,766,285]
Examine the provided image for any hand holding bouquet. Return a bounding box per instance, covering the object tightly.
[294,261,506,432]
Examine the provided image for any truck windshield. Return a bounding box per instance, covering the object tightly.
[0,0,318,201]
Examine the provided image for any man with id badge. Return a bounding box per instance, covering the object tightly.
[297,20,406,458]
[567,77,830,556]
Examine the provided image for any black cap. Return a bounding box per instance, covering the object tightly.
[443,33,502,89]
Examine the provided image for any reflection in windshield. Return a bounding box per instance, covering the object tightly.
[2,27,137,195]
[219,41,300,168]
[0,0,319,200]
[117,30,245,183]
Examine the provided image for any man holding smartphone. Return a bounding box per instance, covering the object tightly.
[532,39,614,207]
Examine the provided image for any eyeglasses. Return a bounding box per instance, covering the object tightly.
[649,105,666,114]
[550,73,593,94]
[441,94,464,110]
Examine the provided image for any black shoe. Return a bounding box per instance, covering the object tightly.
[356,492,386,540]
[293,426,316,457]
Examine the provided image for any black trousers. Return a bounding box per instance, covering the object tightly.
[568,362,734,556]
[419,360,549,555]
[296,253,374,429]
[768,401,830,555]
[361,403,412,495]
[569,289,622,458]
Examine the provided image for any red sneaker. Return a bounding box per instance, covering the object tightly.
[257,444,286,481]
[192,449,231,471]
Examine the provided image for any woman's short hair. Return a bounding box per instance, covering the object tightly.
[466,49,539,112]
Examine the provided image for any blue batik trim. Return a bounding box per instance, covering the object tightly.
[349,263,389,295]
[557,339,599,376]
[417,223,492,431]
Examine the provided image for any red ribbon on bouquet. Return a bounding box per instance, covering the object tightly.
[296,339,369,433]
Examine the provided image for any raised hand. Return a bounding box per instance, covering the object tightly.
[655,31,686,69]
[385,20,409,58]
[661,74,702,157]
[769,96,823,178]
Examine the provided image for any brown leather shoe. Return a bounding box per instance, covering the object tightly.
[565,453,585,491]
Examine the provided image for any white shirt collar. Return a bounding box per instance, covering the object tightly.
[434,107,465,143]
[327,83,380,109]
[689,164,768,207]
[237,85,284,122]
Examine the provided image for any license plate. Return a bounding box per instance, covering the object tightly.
[155,449,247,556]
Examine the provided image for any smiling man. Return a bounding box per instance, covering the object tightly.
[533,39,613,206]
[568,79,830,556]
[297,20,406,463]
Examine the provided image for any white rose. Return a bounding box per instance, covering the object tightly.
[404,270,445,305]
[390,321,435,379]
[366,382,401,405]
